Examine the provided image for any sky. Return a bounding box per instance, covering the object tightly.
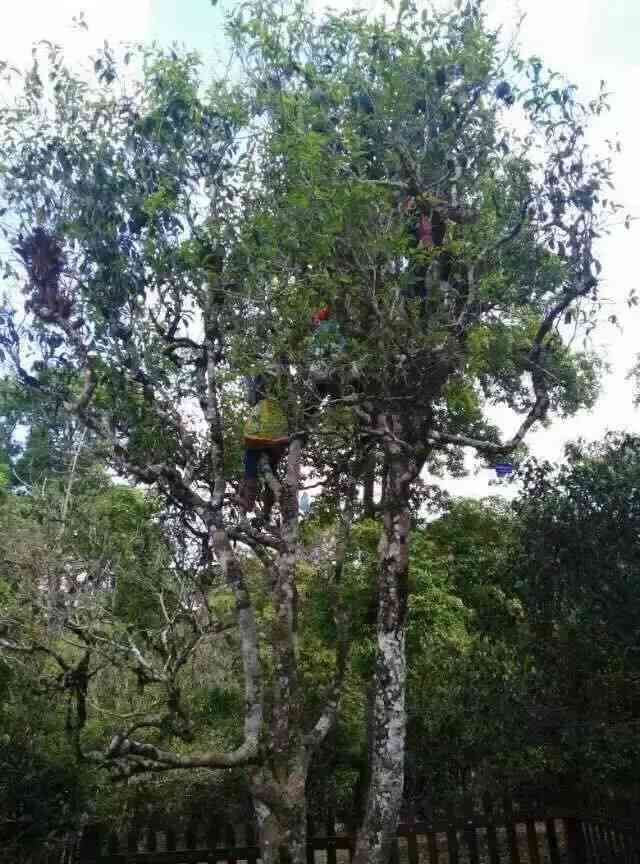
[0,1,151,64]
[1,0,638,496]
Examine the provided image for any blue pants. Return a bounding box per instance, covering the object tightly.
[244,448,260,479]
[244,447,281,479]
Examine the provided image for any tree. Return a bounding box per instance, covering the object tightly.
[0,2,618,860]
[510,434,640,791]
[0,670,84,863]
[404,500,528,805]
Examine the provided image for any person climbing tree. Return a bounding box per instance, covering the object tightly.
[402,196,439,304]
[239,397,289,517]
[239,306,343,516]
[306,302,365,423]
[308,305,345,399]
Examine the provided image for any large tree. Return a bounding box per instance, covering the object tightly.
[0,2,618,861]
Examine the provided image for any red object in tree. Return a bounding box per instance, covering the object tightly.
[418,215,434,247]
[312,306,331,325]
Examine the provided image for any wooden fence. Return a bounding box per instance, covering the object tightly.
[74,795,640,864]
[578,815,640,864]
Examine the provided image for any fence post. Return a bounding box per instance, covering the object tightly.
[463,794,480,864]
[446,801,460,864]
[126,822,138,856]
[483,793,500,864]
[405,803,419,864]
[325,806,337,864]
[566,816,586,864]
[145,813,158,853]
[245,820,260,864]
[503,795,521,864]
[77,824,100,863]
[306,813,317,864]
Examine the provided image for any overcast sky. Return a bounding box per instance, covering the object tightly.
[1,0,638,495]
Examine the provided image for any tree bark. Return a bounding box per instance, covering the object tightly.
[251,439,309,864]
[251,769,308,864]
[271,438,301,763]
[353,431,411,864]
[362,449,376,519]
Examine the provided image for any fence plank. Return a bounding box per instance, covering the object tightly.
[545,818,560,864]
[565,817,585,864]
[591,821,601,863]
[626,826,638,864]
[619,826,632,863]
[624,829,635,864]
[95,852,254,864]
[594,821,605,864]
[427,830,439,864]
[591,820,602,864]
[464,795,481,864]
[616,825,628,862]
[525,819,541,864]
[603,823,617,864]
[608,822,619,862]
[127,817,141,855]
[206,817,219,851]
[389,835,401,864]
[584,821,597,864]
[106,830,119,855]
[626,829,635,864]
[419,799,438,864]
[482,794,500,864]
[405,818,420,864]
[446,803,460,864]
[600,821,611,863]
[244,820,260,864]
[612,824,627,864]
[606,822,620,864]
[165,825,177,853]
[306,814,316,864]
[326,807,337,864]
[615,827,627,864]
[226,823,237,864]
[145,819,158,854]
[184,817,198,850]
[503,797,520,864]
[78,824,101,860]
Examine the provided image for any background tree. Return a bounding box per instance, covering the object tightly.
[509,434,640,792]
[0,1,619,861]
[405,440,640,804]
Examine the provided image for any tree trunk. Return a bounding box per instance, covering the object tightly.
[271,438,301,762]
[353,436,411,864]
[353,596,378,824]
[362,449,376,519]
[252,439,308,864]
[251,771,308,864]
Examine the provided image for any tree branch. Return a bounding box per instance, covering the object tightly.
[430,278,595,456]
[103,734,259,769]
[304,485,355,757]
[0,638,69,671]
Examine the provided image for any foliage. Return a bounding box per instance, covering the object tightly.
[0,668,85,861]
[511,434,640,790]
